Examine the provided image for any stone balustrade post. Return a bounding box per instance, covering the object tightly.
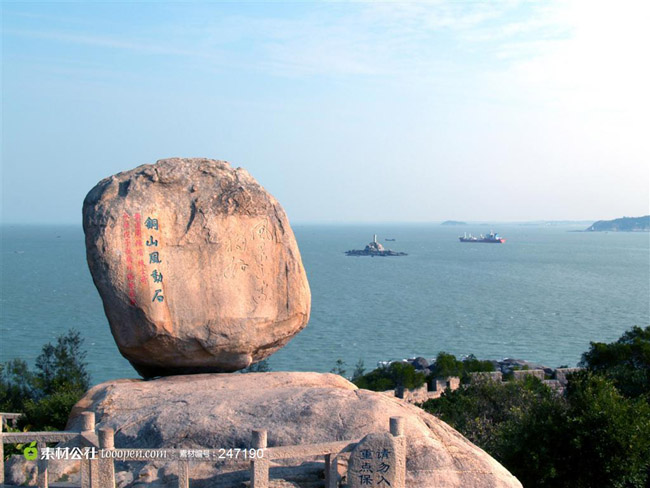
[37,440,48,488]
[390,417,404,437]
[324,453,339,488]
[250,429,269,488]
[1,413,5,485]
[97,428,115,488]
[252,430,267,450]
[178,460,189,488]
[80,457,91,488]
[79,411,95,488]
[98,428,114,450]
[80,412,96,433]
[390,417,406,488]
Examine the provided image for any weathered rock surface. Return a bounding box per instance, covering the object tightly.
[410,357,430,370]
[82,158,310,377]
[4,455,80,486]
[68,372,522,488]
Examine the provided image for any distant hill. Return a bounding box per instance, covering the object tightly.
[441,220,467,226]
[585,215,650,232]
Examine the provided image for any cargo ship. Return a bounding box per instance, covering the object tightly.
[459,231,506,243]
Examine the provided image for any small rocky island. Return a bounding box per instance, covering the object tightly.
[346,234,408,256]
[585,215,649,232]
[441,220,467,226]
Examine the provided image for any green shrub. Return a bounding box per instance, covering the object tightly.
[421,327,650,488]
[429,352,462,378]
[22,390,83,431]
[353,362,427,391]
[429,352,495,384]
[241,359,271,373]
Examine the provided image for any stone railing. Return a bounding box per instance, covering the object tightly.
[1,412,79,488]
[1,413,21,429]
[388,377,462,403]
[1,412,407,488]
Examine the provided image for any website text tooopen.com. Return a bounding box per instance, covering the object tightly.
[38,447,168,461]
[101,449,168,460]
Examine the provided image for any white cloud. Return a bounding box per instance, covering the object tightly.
[496,1,650,116]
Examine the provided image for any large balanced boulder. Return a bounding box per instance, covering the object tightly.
[68,372,522,488]
[83,158,310,377]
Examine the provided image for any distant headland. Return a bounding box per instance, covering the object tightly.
[585,215,650,232]
[441,220,467,226]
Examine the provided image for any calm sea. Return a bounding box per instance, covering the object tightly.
[1,224,648,385]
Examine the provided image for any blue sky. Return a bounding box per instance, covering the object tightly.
[2,0,648,224]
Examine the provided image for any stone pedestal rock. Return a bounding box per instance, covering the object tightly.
[67,373,522,488]
[82,158,310,377]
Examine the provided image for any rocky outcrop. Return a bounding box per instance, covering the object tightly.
[82,158,310,377]
[67,372,522,488]
[410,357,430,370]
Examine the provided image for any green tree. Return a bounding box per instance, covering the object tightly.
[351,359,366,380]
[422,375,561,459]
[388,362,427,389]
[0,329,91,431]
[0,359,34,413]
[560,371,650,488]
[495,383,570,488]
[33,330,90,397]
[580,325,650,399]
[330,359,347,377]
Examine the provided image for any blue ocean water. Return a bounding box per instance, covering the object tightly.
[1,224,648,385]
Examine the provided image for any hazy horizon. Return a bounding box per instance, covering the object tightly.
[0,218,633,227]
[2,1,649,225]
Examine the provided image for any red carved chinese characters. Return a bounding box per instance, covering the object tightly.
[122,213,137,306]
[134,213,148,285]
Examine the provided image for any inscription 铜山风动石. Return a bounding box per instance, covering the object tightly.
[143,215,164,304]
